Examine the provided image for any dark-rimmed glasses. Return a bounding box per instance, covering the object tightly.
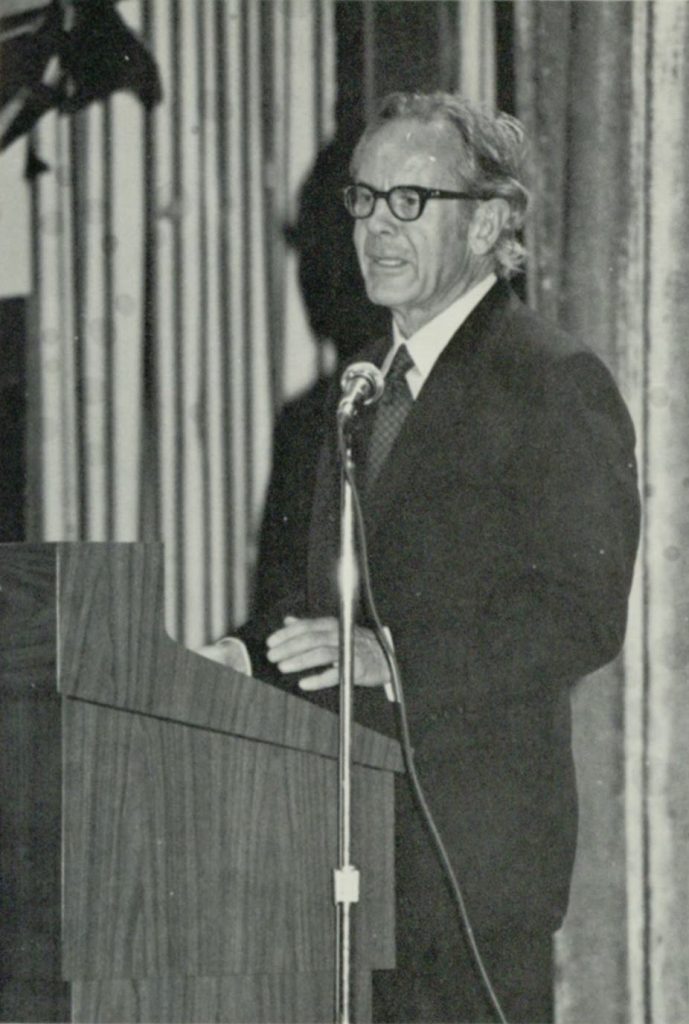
[342,182,484,222]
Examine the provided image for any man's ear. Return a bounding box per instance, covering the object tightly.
[468,198,511,256]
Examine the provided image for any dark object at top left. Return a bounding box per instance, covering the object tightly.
[0,0,162,153]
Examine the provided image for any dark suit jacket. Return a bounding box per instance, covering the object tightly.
[243,280,640,970]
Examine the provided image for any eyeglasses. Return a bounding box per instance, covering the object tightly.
[342,182,484,222]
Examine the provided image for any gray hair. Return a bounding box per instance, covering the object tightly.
[351,91,532,279]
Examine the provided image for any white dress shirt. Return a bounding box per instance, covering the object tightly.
[382,273,497,395]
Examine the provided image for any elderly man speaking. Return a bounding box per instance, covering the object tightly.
[231,92,640,1023]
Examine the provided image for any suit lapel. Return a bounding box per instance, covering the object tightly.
[361,281,514,536]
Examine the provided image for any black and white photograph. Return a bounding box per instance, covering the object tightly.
[0,2,687,1022]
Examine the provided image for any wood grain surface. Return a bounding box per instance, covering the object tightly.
[72,970,372,1023]
[62,700,395,983]
[58,543,402,774]
[0,545,70,1021]
[0,545,57,679]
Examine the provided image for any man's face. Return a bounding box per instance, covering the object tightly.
[353,118,480,337]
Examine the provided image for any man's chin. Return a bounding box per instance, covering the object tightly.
[364,281,414,311]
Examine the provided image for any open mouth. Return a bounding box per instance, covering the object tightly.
[370,255,407,269]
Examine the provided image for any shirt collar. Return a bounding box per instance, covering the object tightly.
[386,273,497,397]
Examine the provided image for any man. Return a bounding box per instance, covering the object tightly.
[225,92,640,1022]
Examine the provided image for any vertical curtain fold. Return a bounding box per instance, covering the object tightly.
[82,105,109,540]
[32,112,80,540]
[620,9,650,1022]
[458,0,496,108]
[643,6,689,1023]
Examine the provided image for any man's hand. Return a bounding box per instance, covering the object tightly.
[266,616,391,692]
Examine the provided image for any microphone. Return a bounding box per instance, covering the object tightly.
[337,362,385,424]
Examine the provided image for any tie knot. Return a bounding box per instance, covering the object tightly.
[383,344,414,398]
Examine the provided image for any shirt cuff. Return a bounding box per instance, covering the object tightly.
[196,636,253,677]
[381,626,397,703]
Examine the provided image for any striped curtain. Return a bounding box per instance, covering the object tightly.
[28,0,335,647]
[516,2,689,1022]
[359,0,496,114]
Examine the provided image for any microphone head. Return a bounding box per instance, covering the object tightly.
[339,362,385,406]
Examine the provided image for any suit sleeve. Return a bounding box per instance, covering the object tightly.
[467,351,640,700]
[233,380,335,682]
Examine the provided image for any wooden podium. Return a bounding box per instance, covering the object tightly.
[0,544,402,1023]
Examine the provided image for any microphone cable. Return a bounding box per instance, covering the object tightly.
[336,423,509,1024]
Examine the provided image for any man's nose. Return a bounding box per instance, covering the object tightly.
[366,196,399,234]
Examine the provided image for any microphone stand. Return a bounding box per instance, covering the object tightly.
[332,364,382,1024]
[334,421,360,1024]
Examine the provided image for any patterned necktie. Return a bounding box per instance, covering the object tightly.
[365,343,415,491]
